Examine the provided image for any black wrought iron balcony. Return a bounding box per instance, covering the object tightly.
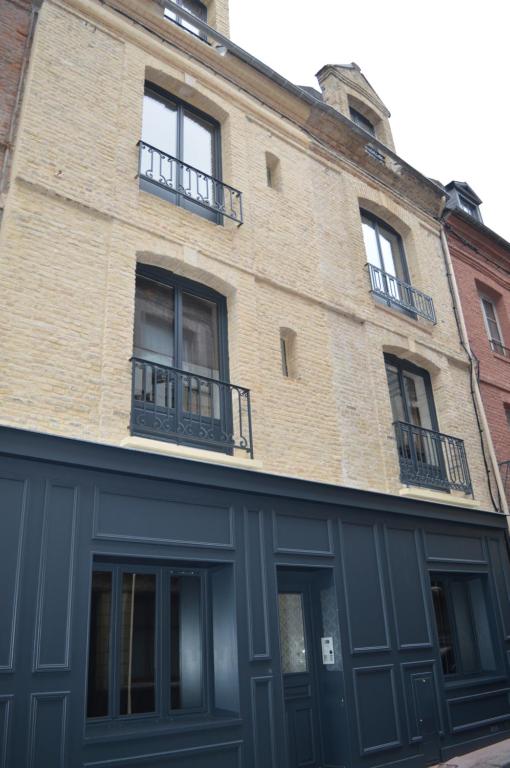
[137,141,243,225]
[367,263,436,323]
[394,421,472,495]
[490,338,510,358]
[131,358,253,458]
[500,461,510,503]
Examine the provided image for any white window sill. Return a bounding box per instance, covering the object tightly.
[399,486,479,509]
[121,436,262,471]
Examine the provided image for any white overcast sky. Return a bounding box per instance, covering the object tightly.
[229,0,510,241]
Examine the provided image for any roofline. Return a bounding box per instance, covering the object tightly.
[315,63,391,118]
[445,180,483,205]
[443,207,510,256]
[157,0,444,203]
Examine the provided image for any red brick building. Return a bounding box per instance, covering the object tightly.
[0,0,37,208]
[445,181,510,502]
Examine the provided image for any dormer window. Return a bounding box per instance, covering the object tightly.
[445,181,483,222]
[458,195,478,218]
[349,107,375,137]
[164,0,207,37]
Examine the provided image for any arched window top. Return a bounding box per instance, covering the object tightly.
[360,210,436,323]
[134,263,228,376]
[360,209,409,285]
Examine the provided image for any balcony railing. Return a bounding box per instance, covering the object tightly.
[394,421,472,495]
[137,141,243,225]
[131,358,253,458]
[490,338,510,358]
[500,461,510,504]
[367,263,436,323]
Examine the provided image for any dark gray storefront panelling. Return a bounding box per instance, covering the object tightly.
[1,426,510,768]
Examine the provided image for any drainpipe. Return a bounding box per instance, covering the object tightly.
[0,0,41,206]
[439,222,509,519]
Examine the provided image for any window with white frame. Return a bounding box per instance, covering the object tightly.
[480,295,506,355]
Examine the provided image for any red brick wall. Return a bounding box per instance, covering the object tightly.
[447,214,510,469]
[0,0,33,192]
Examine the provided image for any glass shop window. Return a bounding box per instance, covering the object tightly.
[430,573,497,679]
[86,561,237,722]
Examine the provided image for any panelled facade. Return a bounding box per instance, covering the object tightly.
[1,1,510,766]
[444,182,510,506]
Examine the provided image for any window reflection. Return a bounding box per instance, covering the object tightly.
[431,575,496,678]
[86,565,215,721]
[120,573,156,715]
[170,575,203,710]
[164,0,207,36]
[140,87,219,221]
[87,571,112,718]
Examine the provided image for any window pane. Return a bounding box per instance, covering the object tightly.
[459,197,476,216]
[278,593,308,674]
[182,112,214,175]
[450,580,479,674]
[350,108,375,136]
[170,575,203,710]
[141,93,178,188]
[164,0,205,34]
[403,373,433,430]
[379,228,405,282]
[142,93,178,156]
[362,219,380,268]
[385,364,406,423]
[431,575,496,678]
[134,278,175,407]
[87,571,112,718]
[134,277,175,366]
[181,292,220,417]
[431,579,457,675]
[482,299,502,344]
[120,573,156,715]
[468,578,496,671]
[182,112,215,204]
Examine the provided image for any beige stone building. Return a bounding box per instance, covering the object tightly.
[2,1,510,767]
[0,0,503,511]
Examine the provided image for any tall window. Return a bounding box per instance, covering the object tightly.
[362,211,408,285]
[164,0,207,37]
[480,296,506,355]
[430,574,497,678]
[361,210,419,316]
[134,267,225,382]
[385,355,436,431]
[131,265,232,450]
[140,85,220,222]
[87,561,238,722]
[385,354,444,486]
